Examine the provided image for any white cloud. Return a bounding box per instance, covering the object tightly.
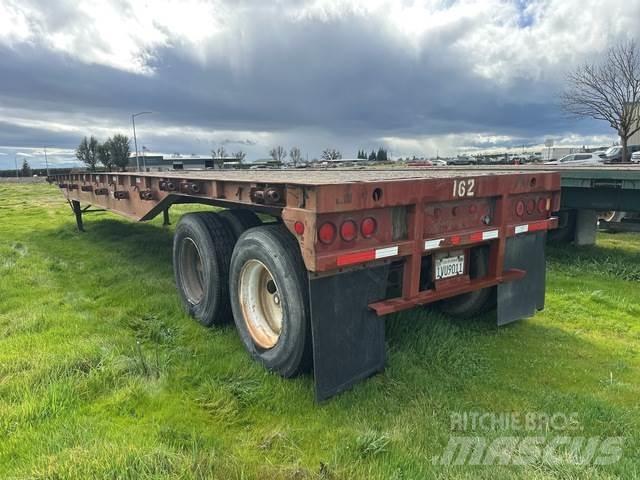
[2,0,638,79]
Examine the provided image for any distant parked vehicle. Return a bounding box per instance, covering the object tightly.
[430,159,447,166]
[544,153,604,166]
[447,156,477,165]
[593,150,607,158]
[631,151,640,164]
[602,145,640,163]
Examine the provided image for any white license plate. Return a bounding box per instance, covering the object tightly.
[435,252,465,280]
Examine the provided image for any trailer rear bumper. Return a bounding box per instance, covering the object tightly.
[309,229,549,400]
[368,268,525,316]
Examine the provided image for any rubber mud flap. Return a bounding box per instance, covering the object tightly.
[497,231,546,326]
[309,265,389,401]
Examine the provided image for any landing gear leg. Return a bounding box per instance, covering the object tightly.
[72,200,84,232]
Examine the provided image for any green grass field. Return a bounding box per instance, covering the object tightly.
[0,182,638,479]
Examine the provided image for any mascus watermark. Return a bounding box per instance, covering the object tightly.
[433,411,624,466]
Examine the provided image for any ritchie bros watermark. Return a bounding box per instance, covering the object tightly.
[433,411,624,466]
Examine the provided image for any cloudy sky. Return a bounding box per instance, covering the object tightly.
[0,0,637,169]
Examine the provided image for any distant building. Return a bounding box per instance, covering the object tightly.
[127,155,242,171]
[630,104,640,145]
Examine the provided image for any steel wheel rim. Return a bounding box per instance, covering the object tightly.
[599,211,616,222]
[180,237,205,304]
[239,259,283,349]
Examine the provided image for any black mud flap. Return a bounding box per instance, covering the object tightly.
[497,231,546,326]
[308,265,389,401]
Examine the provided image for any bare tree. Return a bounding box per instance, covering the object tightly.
[561,41,640,163]
[289,146,302,166]
[321,148,342,161]
[269,146,287,163]
[213,146,227,159]
[233,150,246,163]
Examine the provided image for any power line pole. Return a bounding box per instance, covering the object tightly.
[44,146,50,177]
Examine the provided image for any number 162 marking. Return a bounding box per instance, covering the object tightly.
[452,179,476,198]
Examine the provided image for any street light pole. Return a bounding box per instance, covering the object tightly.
[14,154,19,178]
[131,111,152,172]
[44,146,50,177]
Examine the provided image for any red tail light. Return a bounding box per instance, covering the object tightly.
[340,220,357,241]
[526,199,535,215]
[538,198,548,213]
[361,217,377,237]
[515,200,525,217]
[294,221,305,235]
[318,222,337,244]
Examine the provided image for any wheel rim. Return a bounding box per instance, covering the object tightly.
[180,237,205,304]
[239,259,283,349]
[598,211,616,222]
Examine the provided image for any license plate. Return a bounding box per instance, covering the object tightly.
[435,252,465,280]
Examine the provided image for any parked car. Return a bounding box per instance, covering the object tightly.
[593,150,607,158]
[632,151,640,164]
[544,153,604,166]
[602,145,640,163]
[447,156,477,165]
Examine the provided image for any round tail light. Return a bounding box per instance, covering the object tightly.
[294,221,305,235]
[360,217,377,238]
[340,220,357,241]
[538,198,548,213]
[318,222,336,244]
[515,200,525,217]
[526,199,535,215]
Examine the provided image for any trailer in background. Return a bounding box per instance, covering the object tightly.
[49,169,560,400]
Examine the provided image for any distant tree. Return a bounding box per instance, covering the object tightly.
[109,134,131,171]
[321,148,342,161]
[21,158,32,177]
[561,40,640,163]
[289,146,302,166]
[98,140,114,171]
[357,149,368,159]
[214,146,227,159]
[233,150,246,163]
[376,147,388,162]
[269,146,287,163]
[368,150,377,161]
[76,136,99,171]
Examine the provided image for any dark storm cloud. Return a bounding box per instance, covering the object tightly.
[0,0,614,169]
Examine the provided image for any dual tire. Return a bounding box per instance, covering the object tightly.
[172,210,311,377]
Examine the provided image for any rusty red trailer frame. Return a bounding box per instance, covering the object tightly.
[50,168,561,399]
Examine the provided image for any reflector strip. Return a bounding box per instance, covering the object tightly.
[515,224,529,234]
[336,250,375,266]
[375,246,398,259]
[528,220,548,232]
[469,231,483,242]
[482,229,499,240]
[425,239,444,250]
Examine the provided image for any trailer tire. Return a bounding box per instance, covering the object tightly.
[173,212,235,326]
[229,225,311,378]
[219,209,262,240]
[547,210,576,243]
[439,246,494,318]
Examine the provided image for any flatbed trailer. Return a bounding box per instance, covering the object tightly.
[50,168,561,400]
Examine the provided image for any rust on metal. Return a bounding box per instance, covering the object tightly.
[50,168,562,314]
